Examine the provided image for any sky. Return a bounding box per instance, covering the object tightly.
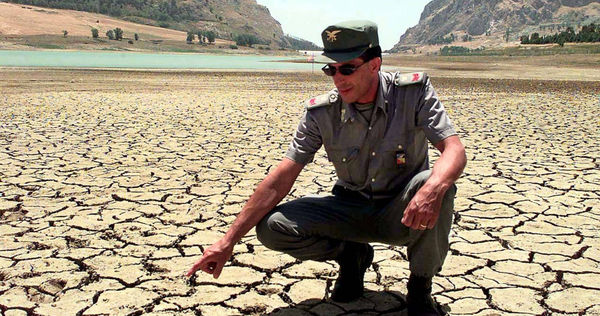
[255,0,432,50]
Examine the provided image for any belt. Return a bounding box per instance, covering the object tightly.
[332,185,370,201]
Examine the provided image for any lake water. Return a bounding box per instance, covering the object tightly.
[0,50,317,70]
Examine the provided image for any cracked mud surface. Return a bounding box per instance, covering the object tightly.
[1,69,599,315]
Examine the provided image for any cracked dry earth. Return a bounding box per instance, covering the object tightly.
[0,69,599,316]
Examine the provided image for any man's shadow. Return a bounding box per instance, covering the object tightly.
[262,290,449,315]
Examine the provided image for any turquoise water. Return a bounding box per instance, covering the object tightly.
[0,50,315,70]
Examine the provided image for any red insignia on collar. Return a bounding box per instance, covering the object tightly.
[412,73,420,82]
[309,98,316,105]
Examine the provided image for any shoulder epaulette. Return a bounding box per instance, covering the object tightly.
[305,91,339,110]
[394,72,427,87]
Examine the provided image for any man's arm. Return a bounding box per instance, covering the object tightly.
[186,158,304,278]
[401,135,466,230]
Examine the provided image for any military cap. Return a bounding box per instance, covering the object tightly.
[315,20,379,64]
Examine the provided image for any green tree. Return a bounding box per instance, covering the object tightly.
[427,34,454,45]
[114,27,123,41]
[91,28,99,38]
[197,30,216,44]
[134,33,139,41]
[235,34,261,47]
[186,31,195,44]
[169,0,178,15]
[106,29,115,40]
[440,46,472,56]
[205,30,216,43]
[63,30,68,37]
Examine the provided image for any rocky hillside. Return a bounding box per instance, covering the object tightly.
[390,0,600,52]
[2,0,313,48]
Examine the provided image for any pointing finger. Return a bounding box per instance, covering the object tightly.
[186,260,203,277]
[187,255,212,277]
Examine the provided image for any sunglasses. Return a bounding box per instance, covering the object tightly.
[321,61,367,76]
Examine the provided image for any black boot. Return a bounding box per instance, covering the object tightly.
[406,275,443,316]
[330,241,374,303]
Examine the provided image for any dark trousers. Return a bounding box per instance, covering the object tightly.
[256,170,456,277]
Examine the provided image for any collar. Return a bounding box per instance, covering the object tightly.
[375,71,391,115]
[341,101,355,124]
[340,71,389,124]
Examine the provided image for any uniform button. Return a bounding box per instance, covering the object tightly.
[371,178,376,182]
[342,157,347,162]
[371,152,376,156]
[398,145,403,149]
[368,126,372,130]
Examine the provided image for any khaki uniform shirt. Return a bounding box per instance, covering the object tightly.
[286,71,456,199]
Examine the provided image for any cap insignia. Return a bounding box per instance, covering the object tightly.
[326,30,341,42]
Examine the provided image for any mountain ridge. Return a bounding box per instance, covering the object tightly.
[1,0,319,49]
[390,0,600,52]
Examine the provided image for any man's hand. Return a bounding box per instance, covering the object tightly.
[402,135,466,231]
[401,184,445,230]
[186,238,234,279]
[186,158,303,280]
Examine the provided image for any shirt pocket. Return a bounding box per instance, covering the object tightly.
[326,147,360,184]
[381,140,408,170]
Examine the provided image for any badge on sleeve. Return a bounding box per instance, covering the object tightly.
[394,72,426,86]
[305,91,339,110]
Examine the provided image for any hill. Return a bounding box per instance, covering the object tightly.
[0,0,318,50]
[390,0,600,53]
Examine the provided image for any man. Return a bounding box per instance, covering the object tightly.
[187,20,466,315]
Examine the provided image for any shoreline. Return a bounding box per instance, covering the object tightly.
[0,46,303,57]
[3,49,600,81]
[2,66,599,83]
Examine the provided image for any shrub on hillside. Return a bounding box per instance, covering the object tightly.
[198,30,216,43]
[440,46,484,56]
[234,33,262,47]
[428,33,455,45]
[114,28,123,41]
[520,23,600,45]
[186,31,195,44]
[91,28,99,38]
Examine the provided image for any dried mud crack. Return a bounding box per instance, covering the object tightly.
[1,69,599,315]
